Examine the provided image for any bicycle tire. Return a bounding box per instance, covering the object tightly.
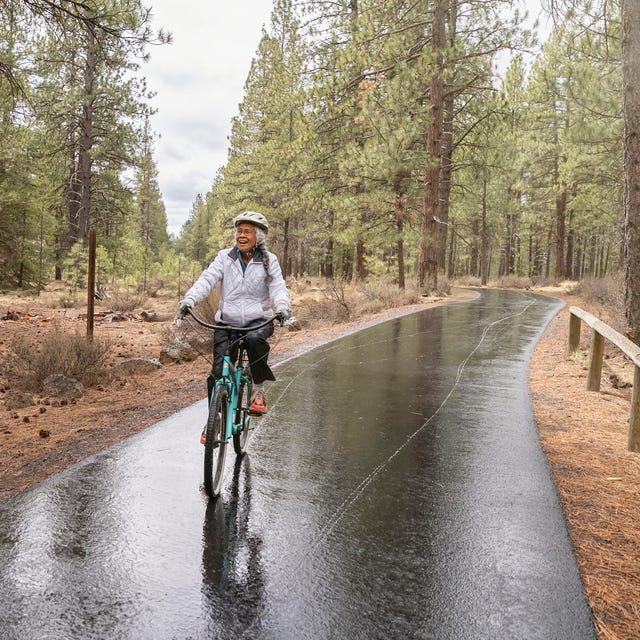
[233,375,252,455]
[204,386,228,498]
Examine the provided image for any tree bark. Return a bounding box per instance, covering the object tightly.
[418,0,447,293]
[436,0,458,271]
[470,218,479,277]
[282,217,290,277]
[356,238,366,280]
[78,29,97,245]
[555,188,567,279]
[623,0,640,343]
[565,207,574,280]
[480,166,489,285]
[395,194,406,290]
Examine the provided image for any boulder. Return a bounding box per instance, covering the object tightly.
[42,374,84,399]
[4,390,36,409]
[286,317,304,332]
[112,358,163,376]
[159,340,199,364]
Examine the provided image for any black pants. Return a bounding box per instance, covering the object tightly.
[207,320,275,401]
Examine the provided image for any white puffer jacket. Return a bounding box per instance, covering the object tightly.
[183,246,291,326]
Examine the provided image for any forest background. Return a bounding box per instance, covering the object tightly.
[3,3,640,638]
[1,0,640,337]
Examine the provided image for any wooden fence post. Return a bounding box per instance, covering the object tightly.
[630,367,640,452]
[87,228,96,340]
[587,329,604,392]
[568,312,581,352]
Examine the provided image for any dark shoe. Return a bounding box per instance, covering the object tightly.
[249,390,268,415]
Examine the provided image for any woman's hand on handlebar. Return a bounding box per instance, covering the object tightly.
[275,307,291,326]
[178,300,192,318]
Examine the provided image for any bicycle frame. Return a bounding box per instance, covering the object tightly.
[214,335,252,443]
[186,310,279,445]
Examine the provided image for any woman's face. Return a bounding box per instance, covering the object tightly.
[235,223,258,253]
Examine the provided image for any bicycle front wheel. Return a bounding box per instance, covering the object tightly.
[204,386,228,499]
[233,378,252,455]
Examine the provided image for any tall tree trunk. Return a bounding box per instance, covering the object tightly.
[395,193,406,289]
[436,0,458,271]
[480,166,489,285]
[78,30,97,245]
[623,0,640,344]
[282,217,290,277]
[555,188,567,280]
[470,218,479,277]
[325,210,335,279]
[356,238,366,280]
[393,170,409,289]
[418,0,447,293]
[565,209,575,279]
[447,222,455,278]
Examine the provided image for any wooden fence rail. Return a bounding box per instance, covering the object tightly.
[568,306,640,452]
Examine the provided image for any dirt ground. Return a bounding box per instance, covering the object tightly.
[1,285,638,640]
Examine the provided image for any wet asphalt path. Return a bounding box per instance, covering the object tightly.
[0,289,596,639]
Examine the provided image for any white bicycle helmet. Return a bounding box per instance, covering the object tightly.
[233,211,269,231]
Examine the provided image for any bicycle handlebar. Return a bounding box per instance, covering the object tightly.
[184,308,283,331]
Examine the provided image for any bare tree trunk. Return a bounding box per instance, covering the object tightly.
[395,193,406,289]
[447,222,455,278]
[436,0,458,271]
[397,221,405,290]
[565,209,575,279]
[623,0,640,343]
[282,217,290,277]
[78,30,97,245]
[555,188,567,280]
[324,210,335,279]
[356,238,366,280]
[418,0,447,293]
[470,218,479,277]
[480,167,489,285]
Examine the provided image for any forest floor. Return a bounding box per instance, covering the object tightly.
[0,283,638,640]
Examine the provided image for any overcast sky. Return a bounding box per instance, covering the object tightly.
[144,1,274,236]
[144,1,548,237]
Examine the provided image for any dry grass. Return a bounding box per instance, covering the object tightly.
[10,325,110,390]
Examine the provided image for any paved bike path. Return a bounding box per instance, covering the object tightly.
[0,289,596,639]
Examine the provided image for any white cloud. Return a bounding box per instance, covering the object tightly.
[144,0,273,235]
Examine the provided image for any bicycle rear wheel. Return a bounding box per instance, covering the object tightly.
[204,386,228,498]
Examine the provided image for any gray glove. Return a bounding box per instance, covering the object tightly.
[275,307,291,324]
[178,299,192,318]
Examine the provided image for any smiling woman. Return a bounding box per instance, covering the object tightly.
[144,0,275,235]
[178,210,292,437]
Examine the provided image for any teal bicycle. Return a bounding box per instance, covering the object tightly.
[186,310,284,499]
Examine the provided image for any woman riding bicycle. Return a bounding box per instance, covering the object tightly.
[178,211,292,442]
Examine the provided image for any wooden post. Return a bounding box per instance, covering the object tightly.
[586,329,604,392]
[629,367,640,452]
[568,312,581,353]
[87,228,96,340]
